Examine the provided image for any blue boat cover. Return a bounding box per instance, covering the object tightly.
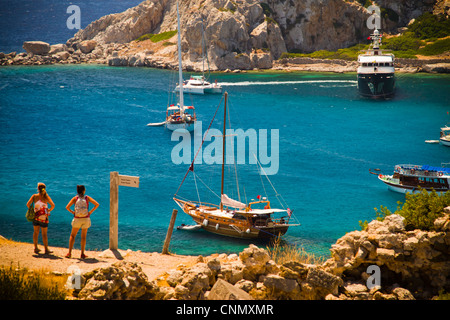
[421,165,450,174]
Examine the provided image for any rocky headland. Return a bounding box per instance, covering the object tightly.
[1,0,449,73]
[1,207,449,300]
[65,208,449,300]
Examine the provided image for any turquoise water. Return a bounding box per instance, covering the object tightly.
[1,64,449,257]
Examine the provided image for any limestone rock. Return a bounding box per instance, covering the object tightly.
[78,40,97,54]
[78,261,157,300]
[263,274,300,299]
[23,41,50,55]
[393,287,415,300]
[54,51,70,61]
[67,0,168,46]
[49,43,67,55]
[239,244,272,281]
[208,279,254,300]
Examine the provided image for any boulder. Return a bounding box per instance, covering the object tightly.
[208,279,253,300]
[23,41,50,55]
[78,40,97,54]
[49,43,67,55]
[54,51,70,61]
[239,244,272,281]
[263,274,300,299]
[77,262,157,300]
[392,287,415,300]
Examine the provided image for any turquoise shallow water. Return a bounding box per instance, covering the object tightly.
[0,64,449,256]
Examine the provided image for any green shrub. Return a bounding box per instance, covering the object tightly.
[136,30,177,43]
[408,13,450,40]
[418,38,450,56]
[383,33,423,51]
[279,44,368,61]
[371,190,450,231]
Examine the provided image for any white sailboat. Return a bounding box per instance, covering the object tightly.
[147,1,196,131]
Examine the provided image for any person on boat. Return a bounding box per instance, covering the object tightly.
[26,182,55,255]
[65,185,99,259]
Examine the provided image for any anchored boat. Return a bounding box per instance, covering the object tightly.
[173,92,299,239]
[147,1,196,131]
[371,164,450,194]
[440,126,450,147]
[357,29,395,98]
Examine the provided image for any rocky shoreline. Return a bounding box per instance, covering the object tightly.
[1,40,449,74]
[69,208,449,300]
[2,0,449,73]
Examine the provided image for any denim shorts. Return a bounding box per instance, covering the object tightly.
[33,220,48,228]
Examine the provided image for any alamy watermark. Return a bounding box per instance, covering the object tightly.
[366,5,381,30]
[171,121,279,175]
[66,5,81,30]
[366,265,381,289]
[65,265,82,290]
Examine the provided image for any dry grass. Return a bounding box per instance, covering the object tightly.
[266,237,325,265]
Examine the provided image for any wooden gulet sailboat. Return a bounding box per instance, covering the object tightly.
[173,92,300,239]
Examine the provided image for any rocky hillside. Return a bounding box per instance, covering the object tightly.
[63,0,444,70]
[2,0,447,70]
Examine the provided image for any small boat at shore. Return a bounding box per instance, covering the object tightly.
[440,126,450,147]
[371,164,450,194]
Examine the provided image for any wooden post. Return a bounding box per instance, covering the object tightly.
[162,209,178,255]
[109,171,119,250]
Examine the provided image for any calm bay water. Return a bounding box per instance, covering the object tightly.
[0,65,449,256]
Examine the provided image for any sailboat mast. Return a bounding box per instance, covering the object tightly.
[201,18,205,80]
[176,1,184,111]
[220,92,228,211]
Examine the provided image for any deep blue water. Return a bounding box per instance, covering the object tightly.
[1,65,449,257]
[0,0,143,53]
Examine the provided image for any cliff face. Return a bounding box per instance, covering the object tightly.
[262,0,370,53]
[64,0,440,70]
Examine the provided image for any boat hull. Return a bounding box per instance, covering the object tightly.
[166,121,195,131]
[175,84,222,95]
[204,86,222,94]
[189,214,289,239]
[379,175,449,194]
[440,137,450,147]
[357,73,395,98]
[174,198,290,240]
[175,85,204,95]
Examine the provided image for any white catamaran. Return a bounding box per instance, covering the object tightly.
[174,19,222,95]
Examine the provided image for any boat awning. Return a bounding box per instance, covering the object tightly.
[236,208,287,215]
[167,106,180,110]
[421,165,450,174]
[441,127,450,131]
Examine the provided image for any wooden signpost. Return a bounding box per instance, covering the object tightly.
[109,171,139,250]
